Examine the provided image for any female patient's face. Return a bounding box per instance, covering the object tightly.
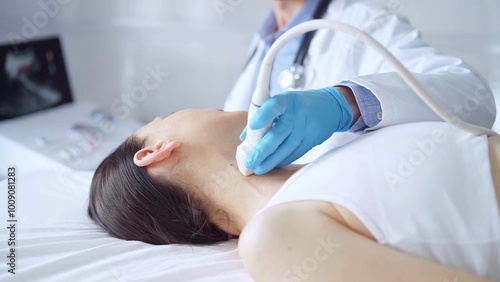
[135,109,247,150]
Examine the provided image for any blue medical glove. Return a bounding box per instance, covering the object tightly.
[240,86,353,175]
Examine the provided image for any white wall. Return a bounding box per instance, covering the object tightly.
[0,0,271,122]
[1,0,499,123]
[375,0,500,91]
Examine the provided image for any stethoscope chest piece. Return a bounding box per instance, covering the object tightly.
[278,64,306,91]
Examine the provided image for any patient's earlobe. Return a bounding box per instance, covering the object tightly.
[133,141,181,167]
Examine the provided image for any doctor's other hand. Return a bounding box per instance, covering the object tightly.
[241,86,358,175]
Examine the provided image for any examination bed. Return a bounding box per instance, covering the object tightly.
[0,169,252,282]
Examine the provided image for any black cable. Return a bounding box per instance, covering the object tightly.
[294,0,332,66]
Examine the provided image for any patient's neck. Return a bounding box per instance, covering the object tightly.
[193,151,300,235]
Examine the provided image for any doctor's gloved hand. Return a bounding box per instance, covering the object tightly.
[241,86,355,175]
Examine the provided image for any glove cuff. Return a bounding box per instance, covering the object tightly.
[322,86,354,132]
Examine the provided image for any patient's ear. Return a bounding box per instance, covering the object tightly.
[133,141,181,167]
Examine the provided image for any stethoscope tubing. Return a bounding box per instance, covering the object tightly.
[241,0,331,75]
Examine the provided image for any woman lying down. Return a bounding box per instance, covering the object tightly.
[88,109,500,281]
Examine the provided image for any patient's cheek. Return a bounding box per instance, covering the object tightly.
[145,166,169,184]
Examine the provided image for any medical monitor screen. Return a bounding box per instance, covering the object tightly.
[0,37,73,121]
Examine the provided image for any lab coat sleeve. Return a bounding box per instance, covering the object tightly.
[345,8,496,130]
[223,35,261,112]
[336,81,383,131]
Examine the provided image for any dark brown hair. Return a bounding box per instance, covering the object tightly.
[87,136,228,245]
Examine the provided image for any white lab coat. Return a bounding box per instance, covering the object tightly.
[224,0,496,163]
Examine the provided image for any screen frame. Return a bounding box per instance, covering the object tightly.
[0,36,73,121]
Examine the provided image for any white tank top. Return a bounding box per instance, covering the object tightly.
[265,122,500,280]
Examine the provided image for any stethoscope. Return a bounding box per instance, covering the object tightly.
[244,0,332,91]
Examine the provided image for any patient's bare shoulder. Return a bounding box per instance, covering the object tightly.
[239,200,491,282]
[255,200,376,241]
[281,200,376,241]
[328,202,376,241]
[488,136,500,206]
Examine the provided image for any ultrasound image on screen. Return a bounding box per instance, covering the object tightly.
[0,37,73,121]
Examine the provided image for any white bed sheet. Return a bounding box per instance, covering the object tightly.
[0,169,252,282]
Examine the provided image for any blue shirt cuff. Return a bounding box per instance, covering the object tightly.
[336,81,382,132]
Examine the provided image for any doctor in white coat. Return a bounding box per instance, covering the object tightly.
[224,0,496,175]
